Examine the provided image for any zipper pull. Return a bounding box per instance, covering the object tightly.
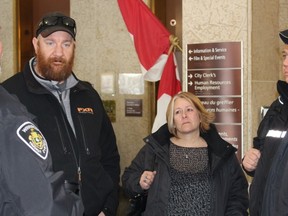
[78,166,81,182]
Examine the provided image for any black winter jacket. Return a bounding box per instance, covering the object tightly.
[249,80,288,216]
[2,60,120,216]
[122,124,248,216]
[0,86,83,215]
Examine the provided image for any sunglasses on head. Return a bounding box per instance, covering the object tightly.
[37,15,77,37]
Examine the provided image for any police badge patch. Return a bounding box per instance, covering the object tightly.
[17,121,48,160]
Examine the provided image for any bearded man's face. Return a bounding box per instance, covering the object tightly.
[33,31,75,81]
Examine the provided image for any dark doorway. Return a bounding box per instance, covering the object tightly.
[153,0,182,48]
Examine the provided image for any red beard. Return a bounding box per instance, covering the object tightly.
[36,49,74,81]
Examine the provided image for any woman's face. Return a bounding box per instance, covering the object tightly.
[173,97,201,136]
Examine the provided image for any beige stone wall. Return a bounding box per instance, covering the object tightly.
[0,0,17,81]
[251,0,279,157]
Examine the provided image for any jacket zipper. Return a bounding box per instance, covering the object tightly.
[78,115,90,155]
[55,117,68,154]
[57,93,82,183]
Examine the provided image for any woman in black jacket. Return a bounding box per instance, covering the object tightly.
[122,91,248,216]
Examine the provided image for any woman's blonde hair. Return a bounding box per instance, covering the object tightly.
[166,91,215,136]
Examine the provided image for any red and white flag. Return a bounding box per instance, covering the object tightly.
[118,0,182,132]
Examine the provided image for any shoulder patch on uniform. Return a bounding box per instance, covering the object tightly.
[17,121,48,160]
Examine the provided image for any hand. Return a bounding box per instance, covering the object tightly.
[98,211,105,216]
[242,148,261,172]
[139,170,157,190]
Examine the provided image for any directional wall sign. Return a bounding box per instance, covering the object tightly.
[187,41,243,161]
[216,124,242,162]
[188,69,241,96]
[187,42,241,69]
[200,97,242,123]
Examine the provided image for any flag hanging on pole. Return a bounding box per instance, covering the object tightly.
[117,0,170,81]
[117,0,182,132]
